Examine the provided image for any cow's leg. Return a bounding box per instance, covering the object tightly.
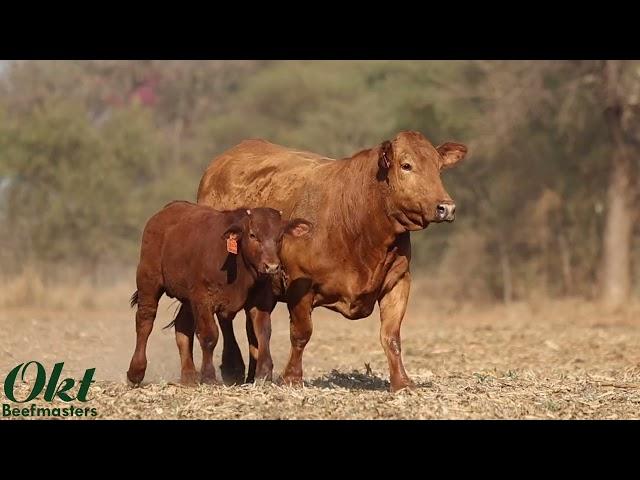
[378,272,414,392]
[127,285,163,385]
[174,303,197,386]
[218,312,245,385]
[193,302,220,385]
[281,290,313,387]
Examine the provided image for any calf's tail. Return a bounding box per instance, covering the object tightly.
[130,290,139,309]
[129,291,181,329]
[162,300,183,330]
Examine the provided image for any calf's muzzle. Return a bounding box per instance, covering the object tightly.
[263,263,281,275]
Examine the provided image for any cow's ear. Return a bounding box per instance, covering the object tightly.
[222,224,243,240]
[378,140,393,171]
[436,142,468,170]
[285,218,313,238]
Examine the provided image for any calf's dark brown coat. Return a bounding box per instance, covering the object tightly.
[126,201,310,385]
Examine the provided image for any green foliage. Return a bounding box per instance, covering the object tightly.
[0,91,182,269]
[0,60,638,300]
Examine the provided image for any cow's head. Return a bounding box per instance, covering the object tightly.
[377,131,467,231]
[223,208,312,275]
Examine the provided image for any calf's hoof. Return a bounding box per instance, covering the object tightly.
[126,378,141,388]
[254,366,274,383]
[200,372,220,385]
[253,373,274,386]
[220,364,246,386]
[180,370,198,387]
[126,369,145,386]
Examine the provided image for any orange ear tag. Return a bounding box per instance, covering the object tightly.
[226,237,238,255]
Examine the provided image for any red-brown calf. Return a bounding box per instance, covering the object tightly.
[126,201,311,386]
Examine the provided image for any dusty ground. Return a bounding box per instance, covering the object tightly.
[1,283,639,419]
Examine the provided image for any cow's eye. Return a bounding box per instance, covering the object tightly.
[401,163,413,171]
[249,233,257,240]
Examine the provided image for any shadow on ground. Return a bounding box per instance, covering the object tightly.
[308,369,390,391]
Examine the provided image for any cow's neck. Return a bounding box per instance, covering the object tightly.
[332,148,402,254]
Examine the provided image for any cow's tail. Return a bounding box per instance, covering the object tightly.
[130,290,139,309]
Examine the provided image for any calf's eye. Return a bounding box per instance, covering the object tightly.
[401,163,413,171]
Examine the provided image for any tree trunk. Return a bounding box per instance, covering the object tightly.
[558,231,573,296]
[601,60,634,309]
[499,240,513,304]
[601,152,633,307]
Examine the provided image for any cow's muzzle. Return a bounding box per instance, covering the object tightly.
[436,203,456,222]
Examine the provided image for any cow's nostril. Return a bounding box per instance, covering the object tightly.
[436,205,447,217]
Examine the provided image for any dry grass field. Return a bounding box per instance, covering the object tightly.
[1,275,639,419]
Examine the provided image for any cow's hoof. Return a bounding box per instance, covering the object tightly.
[389,378,416,393]
[279,375,303,387]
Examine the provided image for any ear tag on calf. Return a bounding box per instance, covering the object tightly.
[226,237,238,255]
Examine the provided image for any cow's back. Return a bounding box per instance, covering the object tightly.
[197,139,334,221]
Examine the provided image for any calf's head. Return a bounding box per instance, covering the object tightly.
[378,131,467,230]
[222,208,312,275]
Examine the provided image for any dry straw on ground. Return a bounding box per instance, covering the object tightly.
[1,277,639,419]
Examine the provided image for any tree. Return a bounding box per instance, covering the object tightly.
[0,60,638,303]
[600,60,639,308]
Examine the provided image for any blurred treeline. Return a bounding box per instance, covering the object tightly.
[0,60,638,307]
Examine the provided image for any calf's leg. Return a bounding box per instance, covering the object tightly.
[174,303,197,386]
[247,308,275,382]
[218,312,245,385]
[245,282,277,383]
[193,302,220,384]
[246,313,258,383]
[127,285,163,385]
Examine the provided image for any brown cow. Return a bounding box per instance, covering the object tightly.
[175,130,467,392]
[126,201,312,386]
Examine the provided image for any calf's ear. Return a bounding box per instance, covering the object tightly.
[436,142,468,170]
[378,140,393,171]
[285,218,313,238]
[222,224,244,240]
